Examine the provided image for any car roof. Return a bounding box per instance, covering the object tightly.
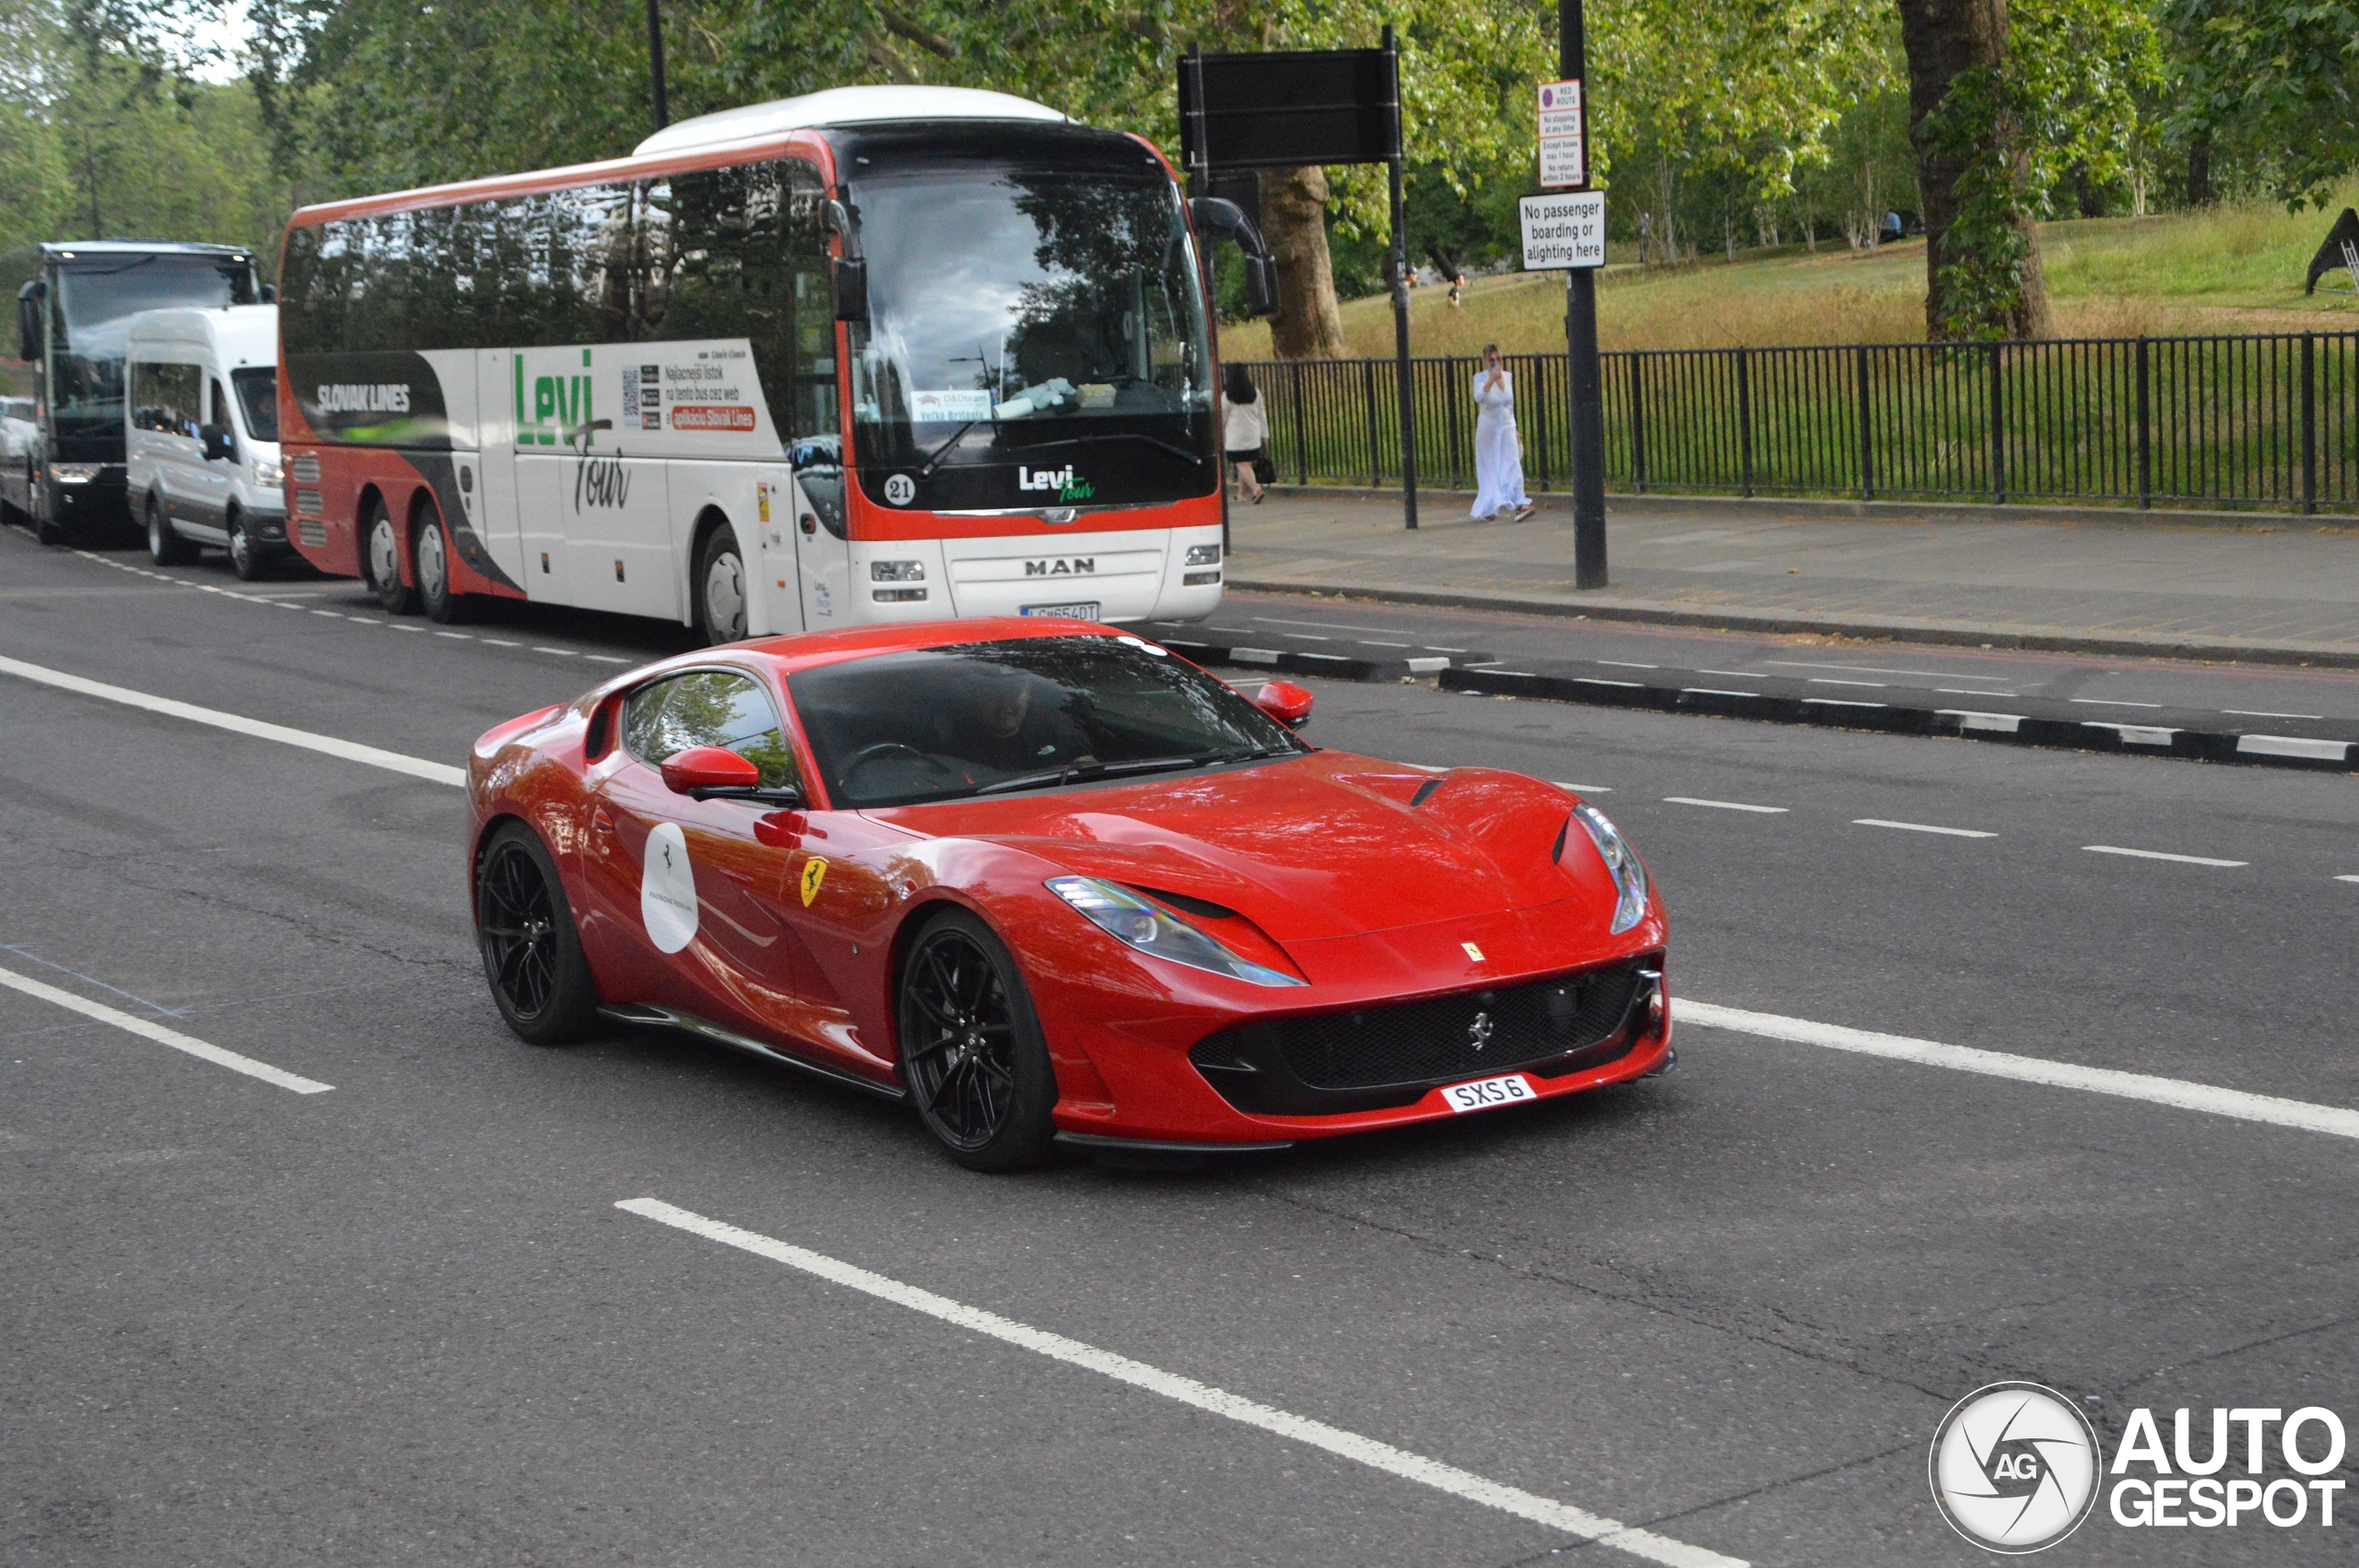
[593,617,1143,696]
[125,305,277,359]
[42,240,254,261]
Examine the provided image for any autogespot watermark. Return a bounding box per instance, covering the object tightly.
[1931,1385,2350,1552]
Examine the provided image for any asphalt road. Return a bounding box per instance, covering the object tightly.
[6,531,2357,1567]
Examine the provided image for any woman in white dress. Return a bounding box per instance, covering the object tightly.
[1471,343,1535,521]
[1222,364,1269,504]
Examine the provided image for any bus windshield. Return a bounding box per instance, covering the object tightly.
[50,253,255,459]
[847,162,1214,513]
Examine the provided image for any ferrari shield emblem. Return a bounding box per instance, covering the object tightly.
[1461,942,1485,962]
[800,857,828,907]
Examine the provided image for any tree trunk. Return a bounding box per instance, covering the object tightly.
[1898,0,2052,338]
[2186,135,2212,206]
[1258,165,1347,360]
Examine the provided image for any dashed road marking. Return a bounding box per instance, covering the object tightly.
[1663,796,1786,813]
[0,961,332,1094]
[1552,781,1614,793]
[2083,845,2247,868]
[1853,818,1996,838]
[617,1199,1745,1568]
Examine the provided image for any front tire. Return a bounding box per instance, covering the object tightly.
[897,909,1059,1172]
[33,481,63,546]
[226,509,268,580]
[475,821,601,1046]
[147,494,194,566]
[416,512,468,622]
[363,497,419,614]
[693,523,746,646]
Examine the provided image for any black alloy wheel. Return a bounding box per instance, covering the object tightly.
[694,522,746,646]
[363,497,420,614]
[227,509,267,580]
[147,494,194,566]
[475,821,600,1046]
[898,910,1058,1172]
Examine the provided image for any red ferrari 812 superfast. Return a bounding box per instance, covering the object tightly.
[466,618,1672,1169]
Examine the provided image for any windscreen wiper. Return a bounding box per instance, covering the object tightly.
[969,753,1206,796]
[914,420,982,479]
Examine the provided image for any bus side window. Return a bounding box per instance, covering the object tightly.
[782,161,839,444]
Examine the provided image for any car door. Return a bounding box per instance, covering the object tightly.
[578,668,810,1041]
[202,378,238,532]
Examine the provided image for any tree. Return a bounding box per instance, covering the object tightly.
[2167,0,2359,207]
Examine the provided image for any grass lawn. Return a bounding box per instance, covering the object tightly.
[1218,189,2359,358]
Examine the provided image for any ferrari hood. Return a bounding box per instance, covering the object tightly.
[865,754,1601,943]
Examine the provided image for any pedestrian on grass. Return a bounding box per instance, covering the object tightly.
[1222,363,1267,505]
[1449,272,1465,308]
[1471,344,1534,521]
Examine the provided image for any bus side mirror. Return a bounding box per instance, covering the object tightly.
[833,257,868,322]
[1187,197,1282,319]
[1242,255,1280,319]
[16,281,42,362]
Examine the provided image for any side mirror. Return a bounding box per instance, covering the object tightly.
[17,281,42,362]
[1252,679,1313,730]
[1188,197,1282,318]
[660,745,761,795]
[201,425,236,462]
[832,257,868,322]
[260,283,279,304]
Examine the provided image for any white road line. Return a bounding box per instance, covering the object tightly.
[1806,678,1886,687]
[1682,999,2359,1141]
[1692,669,1755,678]
[1596,660,1659,669]
[1764,660,2004,682]
[1422,645,1469,653]
[2084,845,2247,868]
[533,646,580,657]
[616,1199,1743,1568]
[2071,697,2163,708]
[483,638,521,647]
[1853,818,1996,838]
[2338,875,2359,884]
[0,963,332,1094]
[434,630,471,638]
[1579,677,1642,688]
[0,653,466,788]
[1663,796,1787,813]
[1552,781,1614,793]
[1281,633,1332,641]
[585,653,631,664]
[1679,688,1760,699]
[2225,709,2324,720]
[311,610,343,618]
[1935,687,2018,696]
[1363,639,1412,648]
[1801,697,1884,709]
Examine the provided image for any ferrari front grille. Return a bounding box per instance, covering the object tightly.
[1190,955,1655,1116]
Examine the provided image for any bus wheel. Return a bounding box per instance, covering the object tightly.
[34,487,63,547]
[694,523,747,645]
[147,494,194,566]
[417,513,469,622]
[363,497,419,614]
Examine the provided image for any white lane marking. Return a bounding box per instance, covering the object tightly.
[1682,1000,2359,1141]
[1596,660,1659,669]
[1250,614,1430,638]
[1281,633,1332,641]
[1806,678,1885,688]
[617,1198,1743,1568]
[0,653,466,788]
[1363,639,1412,648]
[433,630,471,638]
[1692,669,1755,678]
[532,646,580,657]
[2338,875,2359,884]
[483,638,521,648]
[2237,734,2350,761]
[1935,687,2018,696]
[1764,660,2009,682]
[1579,678,1643,688]
[2071,697,2163,708]
[0,963,332,1094]
[1853,818,1996,838]
[585,653,631,664]
[1663,796,1787,813]
[1422,645,1469,653]
[1553,781,1614,793]
[1679,688,1760,699]
[311,610,344,618]
[2225,709,2324,720]
[391,625,423,633]
[1801,697,1884,709]
[2084,845,2247,868]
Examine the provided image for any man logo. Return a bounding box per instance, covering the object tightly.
[1931,1382,2103,1553]
[1467,1011,1494,1051]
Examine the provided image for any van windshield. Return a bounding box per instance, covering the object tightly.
[231,368,278,441]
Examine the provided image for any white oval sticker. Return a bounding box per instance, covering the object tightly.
[884,473,916,506]
[640,821,698,954]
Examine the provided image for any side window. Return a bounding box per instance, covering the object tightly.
[210,380,229,429]
[621,671,801,790]
[637,163,792,424]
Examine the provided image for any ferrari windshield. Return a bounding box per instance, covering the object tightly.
[844,154,1215,511]
[789,636,1304,808]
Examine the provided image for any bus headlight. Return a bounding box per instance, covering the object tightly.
[52,463,101,484]
[870,560,924,581]
[1185,544,1221,566]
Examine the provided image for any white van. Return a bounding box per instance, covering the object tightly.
[126,306,286,578]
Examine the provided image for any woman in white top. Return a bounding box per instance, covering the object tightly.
[1471,343,1535,521]
[1222,363,1269,504]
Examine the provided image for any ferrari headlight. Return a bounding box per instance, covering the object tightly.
[1569,802,1649,934]
[1046,876,1304,987]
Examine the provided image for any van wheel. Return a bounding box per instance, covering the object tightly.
[417,513,469,622]
[147,494,194,566]
[226,510,268,580]
[363,497,419,614]
[694,523,747,645]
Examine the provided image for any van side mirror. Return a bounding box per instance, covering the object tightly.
[261,283,279,304]
[833,257,868,322]
[1252,679,1313,729]
[16,281,42,362]
[201,425,237,462]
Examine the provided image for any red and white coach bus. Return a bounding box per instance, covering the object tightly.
[276,87,1276,642]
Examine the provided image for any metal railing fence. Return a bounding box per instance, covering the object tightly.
[1236,331,2359,512]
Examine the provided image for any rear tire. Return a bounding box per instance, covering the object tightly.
[363,497,419,614]
[897,908,1059,1173]
[33,481,63,546]
[417,511,469,622]
[147,493,194,566]
[693,523,746,646]
[226,509,268,580]
[475,821,602,1047]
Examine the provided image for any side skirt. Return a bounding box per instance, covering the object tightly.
[598,1003,909,1103]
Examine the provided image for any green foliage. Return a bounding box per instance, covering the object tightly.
[2168,0,2359,206]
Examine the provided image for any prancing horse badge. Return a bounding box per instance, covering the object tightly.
[800,857,828,907]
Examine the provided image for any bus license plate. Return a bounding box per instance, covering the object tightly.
[1440,1073,1536,1114]
[1021,602,1100,620]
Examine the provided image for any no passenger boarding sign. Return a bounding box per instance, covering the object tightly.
[1520,191,1606,270]
[1537,79,1586,189]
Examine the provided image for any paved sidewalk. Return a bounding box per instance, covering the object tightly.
[1225,489,2359,667]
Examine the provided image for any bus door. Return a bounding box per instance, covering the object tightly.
[477,348,523,591]
[749,470,803,632]
[790,446,851,626]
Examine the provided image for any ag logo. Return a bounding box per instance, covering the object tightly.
[1931,1382,2102,1553]
[883,474,916,506]
[799,857,828,907]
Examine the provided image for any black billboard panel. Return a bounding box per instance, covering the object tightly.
[1180,49,1396,171]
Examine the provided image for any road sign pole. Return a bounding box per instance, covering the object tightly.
[1559,0,1607,587]
[1383,25,1419,531]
